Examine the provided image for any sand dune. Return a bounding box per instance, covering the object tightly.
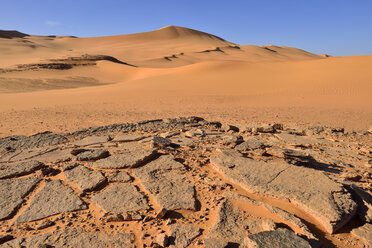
[0,26,371,136]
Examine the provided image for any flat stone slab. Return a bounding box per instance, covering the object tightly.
[91,184,150,213]
[169,224,201,248]
[112,133,145,142]
[0,177,40,220]
[108,171,133,183]
[132,155,196,211]
[89,149,158,169]
[17,180,87,222]
[210,149,357,233]
[235,136,266,151]
[243,228,312,248]
[0,160,44,179]
[351,223,372,247]
[274,133,330,147]
[76,149,110,161]
[64,165,107,192]
[206,197,276,246]
[74,135,111,146]
[2,228,135,248]
[0,147,57,162]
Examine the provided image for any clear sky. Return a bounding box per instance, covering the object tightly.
[1,0,371,56]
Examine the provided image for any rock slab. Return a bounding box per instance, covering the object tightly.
[210,149,357,233]
[133,155,196,211]
[64,165,107,192]
[0,177,40,220]
[17,180,87,222]
[2,228,135,248]
[91,184,150,213]
[90,149,158,169]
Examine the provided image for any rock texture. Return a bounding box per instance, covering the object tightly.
[90,149,158,169]
[0,117,370,248]
[17,180,87,222]
[132,155,196,211]
[0,160,44,179]
[210,149,357,233]
[2,228,135,248]
[64,165,107,192]
[0,177,40,220]
[91,184,150,213]
[243,228,312,248]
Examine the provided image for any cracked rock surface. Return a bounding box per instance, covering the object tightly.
[0,117,370,247]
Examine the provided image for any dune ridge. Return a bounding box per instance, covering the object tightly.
[0,26,371,137]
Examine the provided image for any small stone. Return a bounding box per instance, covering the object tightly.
[220,135,244,148]
[222,124,239,132]
[149,136,172,148]
[156,208,168,219]
[156,233,168,247]
[105,213,124,222]
[70,149,89,156]
[36,220,55,230]
[76,149,110,161]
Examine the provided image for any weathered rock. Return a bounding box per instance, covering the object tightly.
[0,177,40,220]
[70,148,89,155]
[220,135,244,148]
[132,155,196,210]
[0,132,68,150]
[76,149,110,161]
[350,185,372,223]
[170,135,199,147]
[156,233,169,247]
[36,219,55,230]
[90,149,158,169]
[155,208,168,219]
[274,133,330,147]
[0,147,57,162]
[210,149,357,233]
[243,228,312,248]
[108,171,133,183]
[351,223,372,247]
[64,165,107,192]
[222,124,239,132]
[148,136,172,148]
[205,195,283,246]
[282,148,314,163]
[185,129,205,138]
[112,133,145,142]
[0,160,44,179]
[17,180,87,222]
[169,224,200,248]
[244,124,277,133]
[2,228,135,248]
[33,148,73,163]
[160,131,180,138]
[74,135,111,146]
[91,184,150,213]
[235,137,266,151]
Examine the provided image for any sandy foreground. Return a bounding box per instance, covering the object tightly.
[0,26,371,137]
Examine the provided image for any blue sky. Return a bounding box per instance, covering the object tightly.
[1,0,371,56]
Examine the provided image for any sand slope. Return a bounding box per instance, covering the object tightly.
[0,26,371,136]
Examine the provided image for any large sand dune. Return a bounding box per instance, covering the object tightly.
[0,26,371,136]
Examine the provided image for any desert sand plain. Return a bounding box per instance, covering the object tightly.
[0,26,371,248]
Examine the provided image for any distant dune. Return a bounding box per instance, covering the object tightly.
[0,26,371,136]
